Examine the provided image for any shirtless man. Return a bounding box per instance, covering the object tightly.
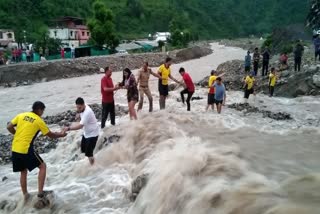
[137,62,161,112]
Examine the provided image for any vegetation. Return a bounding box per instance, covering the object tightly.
[0,0,311,43]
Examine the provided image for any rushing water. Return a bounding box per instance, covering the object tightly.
[1,43,320,214]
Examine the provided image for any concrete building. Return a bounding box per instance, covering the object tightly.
[0,29,15,47]
[154,32,171,42]
[49,17,90,47]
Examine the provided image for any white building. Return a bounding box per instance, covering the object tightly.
[154,32,171,42]
[0,29,15,47]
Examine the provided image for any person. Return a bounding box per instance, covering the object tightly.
[179,67,195,111]
[269,68,277,97]
[137,62,161,112]
[253,47,260,76]
[279,52,288,71]
[243,72,256,101]
[262,48,270,76]
[64,98,99,165]
[101,67,119,128]
[26,48,31,62]
[71,45,75,59]
[45,47,49,59]
[244,51,251,73]
[157,57,180,110]
[212,77,226,114]
[60,47,65,59]
[39,47,43,58]
[313,35,320,61]
[119,68,139,120]
[293,40,304,72]
[6,101,67,201]
[206,70,217,111]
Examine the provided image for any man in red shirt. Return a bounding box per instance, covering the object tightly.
[101,67,119,128]
[179,67,195,111]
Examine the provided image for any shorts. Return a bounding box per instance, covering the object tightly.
[127,87,139,102]
[81,136,98,157]
[159,83,169,96]
[244,88,254,99]
[215,100,223,105]
[12,150,43,172]
[245,66,251,72]
[207,93,215,105]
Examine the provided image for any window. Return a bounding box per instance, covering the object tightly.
[87,32,90,36]
[54,31,57,37]
[82,31,85,36]
[7,33,12,39]
[0,32,3,39]
[70,31,73,37]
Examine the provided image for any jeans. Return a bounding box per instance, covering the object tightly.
[180,88,194,111]
[101,102,115,128]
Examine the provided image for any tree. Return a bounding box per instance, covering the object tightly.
[168,16,192,48]
[307,0,320,30]
[87,0,119,51]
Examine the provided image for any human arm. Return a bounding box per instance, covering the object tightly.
[63,123,84,132]
[46,130,67,138]
[102,78,119,92]
[7,122,16,135]
[169,74,181,84]
[150,69,162,79]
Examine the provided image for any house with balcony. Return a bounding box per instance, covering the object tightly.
[0,29,15,47]
[49,16,90,47]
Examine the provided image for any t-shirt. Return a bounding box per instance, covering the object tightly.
[158,64,171,85]
[245,55,251,67]
[101,76,114,103]
[208,75,217,94]
[182,72,195,92]
[245,76,255,90]
[11,112,49,154]
[80,105,99,138]
[253,52,260,62]
[269,73,276,87]
[263,51,270,61]
[213,82,226,101]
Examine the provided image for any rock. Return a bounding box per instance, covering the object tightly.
[312,75,320,87]
[2,176,8,182]
[168,83,178,91]
[130,174,149,201]
[281,70,291,78]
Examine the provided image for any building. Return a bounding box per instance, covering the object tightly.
[154,32,171,42]
[49,16,90,47]
[0,29,15,47]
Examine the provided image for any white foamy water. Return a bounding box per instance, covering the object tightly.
[1,43,320,213]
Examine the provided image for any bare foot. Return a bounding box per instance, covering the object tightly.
[89,157,95,165]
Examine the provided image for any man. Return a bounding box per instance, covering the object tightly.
[243,72,256,101]
[39,47,43,58]
[101,67,119,128]
[157,57,180,110]
[212,77,226,114]
[244,51,251,73]
[253,48,260,76]
[137,62,161,112]
[6,101,67,201]
[294,40,304,72]
[262,48,270,76]
[179,67,195,111]
[71,45,75,59]
[206,70,217,111]
[313,35,320,61]
[64,98,99,165]
[269,68,277,97]
[44,47,49,59]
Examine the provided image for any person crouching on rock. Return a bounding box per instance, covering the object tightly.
[119,68,139,120]
[178,67,195,111]
[212,77,226,114]
[243,72,256,102]
[64,97,99,165]
[7,101,67,202]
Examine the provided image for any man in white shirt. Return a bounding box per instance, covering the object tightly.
[64,97,99,165]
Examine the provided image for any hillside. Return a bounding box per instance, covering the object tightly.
[0,0,311,41]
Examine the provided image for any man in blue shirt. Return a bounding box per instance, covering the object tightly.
[212,77,226,114]
[244,51,251,72]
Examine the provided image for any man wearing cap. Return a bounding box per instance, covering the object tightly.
[7,101,67,201]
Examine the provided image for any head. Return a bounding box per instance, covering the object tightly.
[75,97,85,113]
[247,50,250,55]
[211,70,216,76]
[143,62,149,70]
[105,66,112,77]
[250,72,254,77]
[216,77,222,85]
[179,67,185,76]
[121,68,132,86]
[32,101,46,116]
[255,47,259,53]
[165,57,172,67]
[271,67,275,74]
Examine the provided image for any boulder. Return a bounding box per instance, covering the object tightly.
[313,75,320,87]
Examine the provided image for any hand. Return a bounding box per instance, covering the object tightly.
[75,114,80,121]
[62,126,69,133]
[222,101,226,106]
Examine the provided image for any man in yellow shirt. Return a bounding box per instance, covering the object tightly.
[157,57,180,109]
[243,72,256,101]
[7,101,67,202]
[269,67,277,97]
[206,70,217,111]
